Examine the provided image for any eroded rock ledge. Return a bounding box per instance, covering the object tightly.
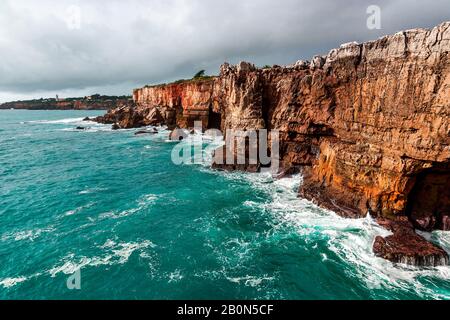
[94,22,450,267]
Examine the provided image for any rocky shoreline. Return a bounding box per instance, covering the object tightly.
[92,22,450,267]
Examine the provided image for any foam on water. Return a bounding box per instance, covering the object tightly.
[0,277,28,288]
[237,172,450,299]
[226,275,275,287]
[78,187,109,195]
[64,202,96,216]
[97,193,158,220]
[1,227,55,242]
[26,116,115,132]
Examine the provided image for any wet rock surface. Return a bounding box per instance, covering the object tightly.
[134,128,158,136]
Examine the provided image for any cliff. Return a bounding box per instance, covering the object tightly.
[95,22,450,267]
[0,95,133,110]
[134,80,216,129]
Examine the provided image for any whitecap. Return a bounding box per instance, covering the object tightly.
[1,226,55,242]
[98,194,158,220]
[167,270,184,283]
[78,187,108,195]
[49,240,156,277]
[27,117,85,124]
[0,276,27,288]
[112,241,156,264]
[226,275,274,287]
[64,202,95,216]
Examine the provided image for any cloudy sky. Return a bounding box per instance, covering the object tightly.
[0,0,449,102]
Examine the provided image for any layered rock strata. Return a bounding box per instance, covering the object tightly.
[95,22,450,266]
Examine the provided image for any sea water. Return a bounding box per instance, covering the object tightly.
[0,110,449,300]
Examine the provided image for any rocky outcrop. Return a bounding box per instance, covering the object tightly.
[95,22,450,266]
[373,218,448,267]
[93,105,148,129]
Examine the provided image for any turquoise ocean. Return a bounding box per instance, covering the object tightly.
[1,110,449,300]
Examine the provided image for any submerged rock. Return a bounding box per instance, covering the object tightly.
[94,105,147,129]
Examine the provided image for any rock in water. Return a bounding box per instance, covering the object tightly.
[373,219,448,267]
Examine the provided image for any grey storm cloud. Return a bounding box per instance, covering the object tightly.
[0,0,449,101]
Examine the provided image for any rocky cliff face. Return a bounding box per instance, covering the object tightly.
[95,22,450,266]
[96,80,216,129]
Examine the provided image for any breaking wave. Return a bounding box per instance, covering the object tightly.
[237,172,450,299]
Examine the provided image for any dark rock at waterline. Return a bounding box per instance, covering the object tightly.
[94,105,149,129]
[82,117,91,121]
[135,129,158,136]
[76,126,88,130]
[373,218,449,267]
[112,123,120,130]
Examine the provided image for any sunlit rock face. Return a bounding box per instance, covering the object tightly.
[95,22,450,266]
[133,80,216,129]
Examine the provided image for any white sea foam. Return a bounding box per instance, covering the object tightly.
[98,209,139,220]
[27,117,86,124]
[49,240,156,277]
[60,126,112,133]
[1,226,55,242]
[79,187,108,195]
[167,269,184,283]
[0,271,44,289]
[3,237,157,288]
[225,171,450,299]
[0,277,28,288]
[25,117,115,132]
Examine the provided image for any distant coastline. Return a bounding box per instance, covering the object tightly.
[0,94,133,111]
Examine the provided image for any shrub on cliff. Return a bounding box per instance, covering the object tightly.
[193,70,206,79]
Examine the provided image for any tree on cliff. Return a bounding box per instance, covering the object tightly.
[193,70,206,79]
